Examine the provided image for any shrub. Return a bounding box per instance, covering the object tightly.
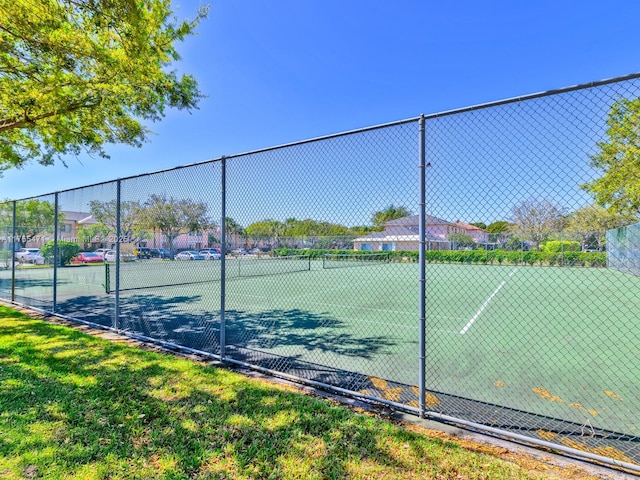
[541,240,581,254]
[273,248,607,268]
[40,240,81,266]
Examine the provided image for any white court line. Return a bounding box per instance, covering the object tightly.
[459,268,517,335]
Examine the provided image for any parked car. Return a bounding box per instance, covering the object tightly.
[14,248,45,264]
[150,248,171,258]
[15,248,41,262]
[72,252,104,264]
[199,249,221,260]
[174,251,205,260]
[103,250,119,262]
[133,247,151,259]
[94,248,111,258]
[104,250,136,262]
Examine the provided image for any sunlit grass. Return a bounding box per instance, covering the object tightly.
[0,304,604,479]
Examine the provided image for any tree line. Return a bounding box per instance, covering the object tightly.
[0,197,395,250]
[1,195,637,254]
[457,199,636,251]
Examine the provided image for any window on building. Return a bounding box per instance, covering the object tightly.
[360,244,372,251]
[381,243,395,251]
[60,224,72,233]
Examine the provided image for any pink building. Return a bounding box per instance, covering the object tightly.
[353,215,489,252]
[454,220,489,243]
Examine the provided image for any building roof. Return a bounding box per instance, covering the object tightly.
[455,220,488,232]
[353,226,448,243]
[384,214,454,227]
[62,211,92,222]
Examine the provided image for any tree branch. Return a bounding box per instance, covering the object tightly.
[0,97,101,132]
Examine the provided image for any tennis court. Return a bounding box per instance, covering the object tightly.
[1,258,638,440]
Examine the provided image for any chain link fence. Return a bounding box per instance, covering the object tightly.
[2,73,640,472]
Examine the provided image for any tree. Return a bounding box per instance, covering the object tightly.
[224,217,244,249]
[486,221,512,234]
[245,220,285,249]
[76,223,109,249]
[245,220,283,238]
[509,199,566,249]
[225,217,244,236]
[40,239,79,266]
[245,218,366,240]
[0,199,64,247]
[565,205,636,250]
[138,194,210,255]
[583,98,640,214]
[486,220,513,246]
[371,205,412,231]
[0,1,208,171]
[447,232,475,249]
[89,199,146,244]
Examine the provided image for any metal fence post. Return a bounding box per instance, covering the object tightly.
[11,200,16,303]
[418,114,427,418]
[220,157,227,360]
[53,192,59,313]
[114,180,121,331]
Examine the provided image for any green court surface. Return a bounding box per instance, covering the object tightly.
[1,259,638,437]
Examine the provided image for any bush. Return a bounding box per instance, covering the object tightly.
[40,240,81,266]
[541,240,581,254]
[272,248,607,268]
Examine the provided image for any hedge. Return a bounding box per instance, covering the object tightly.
[40,240,81,266]
[273,248,606,268]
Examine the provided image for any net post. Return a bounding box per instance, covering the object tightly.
[418,114,427,419]
[114,180,121,331]
[53,192,59,313]
[220,157,227,360]
[105,263,111,294]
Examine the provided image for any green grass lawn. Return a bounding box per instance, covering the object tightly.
[0,304,605,480]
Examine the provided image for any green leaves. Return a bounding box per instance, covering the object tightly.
[371,205,412,231]
[0,198,63,246]
[584,98,640,214]
[0,0,208,171]
[244,218,368,238]
[140,194,211,244]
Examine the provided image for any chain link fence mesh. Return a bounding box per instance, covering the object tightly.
[0,200,13,300]
[6,195,56,311]
[421,76,640,468]
[1,74,639,471]
[224,121,419,394]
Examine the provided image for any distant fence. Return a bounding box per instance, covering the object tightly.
[607,222,640,276]
[2,72,640,473]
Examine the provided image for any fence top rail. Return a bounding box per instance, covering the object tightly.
[8,71,640,203]
[423,71,640,120]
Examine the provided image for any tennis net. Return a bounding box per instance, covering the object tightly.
[235,255,311,278]
[322,252,390,269]
[105,255,311,293]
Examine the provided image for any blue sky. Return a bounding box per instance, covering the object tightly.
[3,0,640,219]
